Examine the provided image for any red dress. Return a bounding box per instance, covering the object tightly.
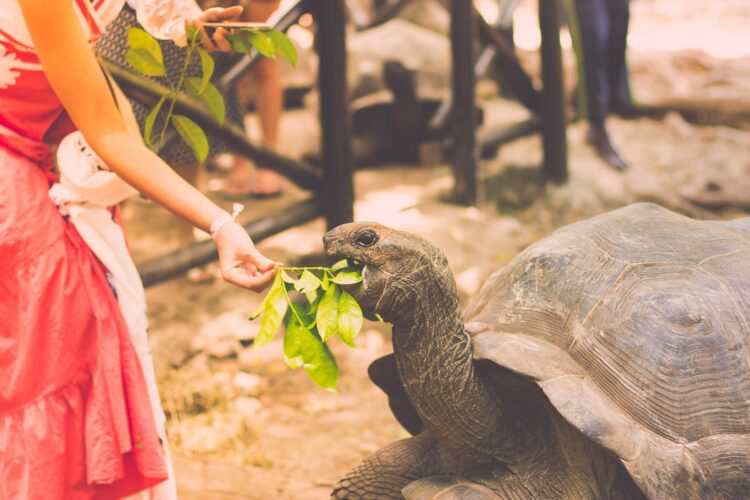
[0,1,169,498]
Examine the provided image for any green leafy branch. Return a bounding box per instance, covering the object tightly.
[126,24,297,163]
[249,259,383,391]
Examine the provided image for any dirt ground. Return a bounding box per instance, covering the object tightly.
[121,1,750,497]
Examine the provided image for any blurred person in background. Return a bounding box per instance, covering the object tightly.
[565,0,634,171]
[223,0,284,198]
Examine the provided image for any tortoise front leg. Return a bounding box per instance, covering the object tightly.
[332,433,443,499]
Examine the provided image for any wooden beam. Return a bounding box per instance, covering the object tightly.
[479,117,542,159]
[629,99,750,130]
[449,0,478,205]
[137,198,323,287]
[538,0,568,183]
[104,61,323,191]
[475,11,542,114]
[315,0,354,229]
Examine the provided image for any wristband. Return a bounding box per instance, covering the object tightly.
[210,203,244,239]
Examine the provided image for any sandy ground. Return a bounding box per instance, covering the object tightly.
[121,1,750,497]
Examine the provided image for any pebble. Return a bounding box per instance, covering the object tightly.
[191,312,259,359]
[233,372,263,396]
[235,396,264,419]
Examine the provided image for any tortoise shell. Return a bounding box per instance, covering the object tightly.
[465,203,750,498]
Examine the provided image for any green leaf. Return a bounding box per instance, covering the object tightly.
[126,27,165,77]
[250,31,276,59]
[337,290,363,347]
[172,114,209,163]
[229,34,252,53]
[283,315,306,368]
[316,285,340,341]
[184,76,202,98]
[250,270,283,319]
[196,47,214,93]
[185,23,199,41]
[283,314,339,390]
[300,300,319,329]
[267,30,297,67]
[199,82,226,125]
[331,259,349,272]
[305,289,318,304]
[299,327,339,391]
[281,270,297,284]
[255,273,288,346]
[143,95,167,148]
[331,270,363,285]
[364,310,384,323]
[183,78,225,125]
[294,270,321,294]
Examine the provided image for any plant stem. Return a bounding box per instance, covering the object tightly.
[280,279,307,327]
[279,266,333,272]
[156,30,200,151]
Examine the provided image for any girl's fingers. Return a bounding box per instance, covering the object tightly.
[211,6,244,21]
[226,267,276,291]
[200,26,217,51]
[212,27,233,52]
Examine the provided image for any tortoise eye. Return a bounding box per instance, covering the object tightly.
[355,230,378,247]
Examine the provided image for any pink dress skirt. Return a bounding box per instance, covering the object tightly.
[0,2,169,497]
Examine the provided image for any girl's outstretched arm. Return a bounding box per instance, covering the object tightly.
[19,0,276,290]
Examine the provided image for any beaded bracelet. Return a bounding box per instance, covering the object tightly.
[210,203,245,239]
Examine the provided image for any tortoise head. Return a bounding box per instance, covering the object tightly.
[323,223,455,323]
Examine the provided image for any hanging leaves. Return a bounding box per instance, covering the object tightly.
[184,78,225,124]
[172,114,209,163]
[143,95,166,148]
[227,29,296,65]
[254,272,288,346]
[316,285,340,341]
[126,27,166,77]
[249,259,381,390]
[126,24,297,162]
[337,290,363,348]
[266,30,298,68]
[196,47,214,93]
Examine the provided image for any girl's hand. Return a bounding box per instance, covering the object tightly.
[190,6,243,52]
[214,221,278,291]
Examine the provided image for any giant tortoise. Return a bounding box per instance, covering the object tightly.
[323,203,750,499]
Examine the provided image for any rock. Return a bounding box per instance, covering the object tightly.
[235,396,264,419]
[206,339,238,360]
[238,338,283,370]
[398,0,450,34]
[663,111,693,138]
[149,326,196,371]
[191,312,259,359]
[233,372,264,397]
[348,19,450,101]
[455,266,483,297]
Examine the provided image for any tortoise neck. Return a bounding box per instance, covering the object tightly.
[390,268,542,470]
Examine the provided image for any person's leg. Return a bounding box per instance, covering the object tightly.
[606,0,633,116]
[566,0,610,125]
[566,0,628,170]
[228,0,283,197]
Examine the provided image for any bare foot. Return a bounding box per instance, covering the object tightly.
[586,123,629,171]
[221,159,283,198]
[250,169,283,197]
